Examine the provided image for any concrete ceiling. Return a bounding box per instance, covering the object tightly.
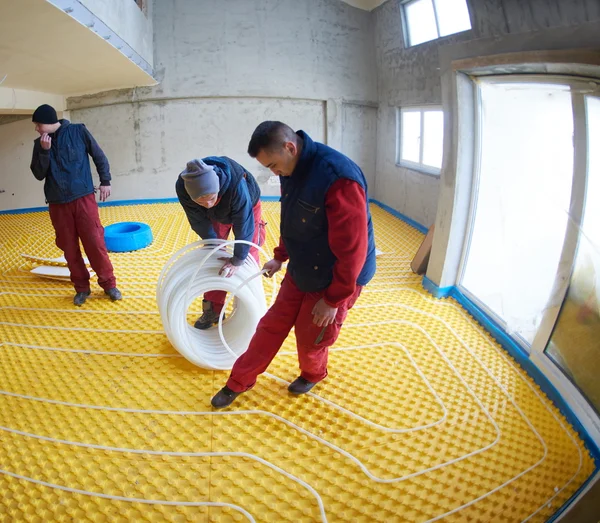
[0,0,155,96]
[339,0,387,10]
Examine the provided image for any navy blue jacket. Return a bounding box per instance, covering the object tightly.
[280,131,376,292]
[30,120,110,204]
[176,156,260,265]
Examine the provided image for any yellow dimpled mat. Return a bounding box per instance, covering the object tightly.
[0,201,595,522]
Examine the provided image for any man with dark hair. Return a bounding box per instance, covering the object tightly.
[176,156,265,329]
[211,121,376,408]
[30,104,121,307]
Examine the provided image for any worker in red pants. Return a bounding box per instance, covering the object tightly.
[176,157,265,329]
[211,121,376,408]
[30,104,121,307]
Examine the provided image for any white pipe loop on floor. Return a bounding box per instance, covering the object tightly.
[157,239,276,370]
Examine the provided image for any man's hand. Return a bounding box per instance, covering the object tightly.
[218,257,239,278]
[40,133,51,150]
[262,259,282,278]
[312,298,338,327]
[98,185,111,202]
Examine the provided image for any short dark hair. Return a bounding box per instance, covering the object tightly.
[247,121,297,158]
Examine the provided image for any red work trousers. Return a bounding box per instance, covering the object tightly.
[48,193,116,293]
[205,201,265,313]
[226,273,362,392]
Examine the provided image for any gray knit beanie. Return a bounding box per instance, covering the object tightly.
[180,159,220,199]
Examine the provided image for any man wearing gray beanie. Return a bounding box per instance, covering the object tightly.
[176,156,265,329]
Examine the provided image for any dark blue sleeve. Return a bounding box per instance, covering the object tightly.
[230,180,254,265]
[30,139,50,180]
[175,176,217,240]
[82,125,111,185]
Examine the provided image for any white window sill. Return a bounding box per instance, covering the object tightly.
[396,161,441,178]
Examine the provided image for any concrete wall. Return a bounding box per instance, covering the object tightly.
[61,0,378,203]
[342,103,378,190]
[71,98,325,200]
[78,0,154,67]
[373,0,600,228]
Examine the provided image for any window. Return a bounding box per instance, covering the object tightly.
[397,107,444,175]
[403,0,472,47]
[456,73,600,422]
[459,81,575,344]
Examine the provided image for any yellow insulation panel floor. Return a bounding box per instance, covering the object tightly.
[0,201,594,522]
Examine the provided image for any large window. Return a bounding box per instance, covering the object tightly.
[458,74,600,419]
[403,0,471,47]
[397,107,444,175]
[460,81,575,344]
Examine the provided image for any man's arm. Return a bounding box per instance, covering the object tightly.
[323,178,369,308]
[273,184,289,262]
[273,237,289,263]
[82,125,111,186]
[230,182,254,266]
[30,139,50,180]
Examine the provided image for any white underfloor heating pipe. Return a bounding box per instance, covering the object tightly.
[156,240,276,370]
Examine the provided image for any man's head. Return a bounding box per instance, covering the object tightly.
[247,121,301,177]
[181,159,220,208]
[32,104,60,135]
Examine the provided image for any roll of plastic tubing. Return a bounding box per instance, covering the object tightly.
[156,239,277,370]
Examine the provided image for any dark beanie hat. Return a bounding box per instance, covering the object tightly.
[32,104,58,125]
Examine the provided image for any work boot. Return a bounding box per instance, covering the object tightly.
[105,287,122,301]
[73,291,91,307]
[288,376,318,395]
[194,300,223,330]
[211,386,243,409]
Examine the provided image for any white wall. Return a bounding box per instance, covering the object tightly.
[78,0,154,66]
[61,0,378,203]
[72,98,325,199]
[0,119,49,210]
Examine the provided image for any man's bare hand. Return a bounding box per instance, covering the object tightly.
[217,257,239,278]
[312,298,338,327]
[262,259,282,278]
[40,133,51,150]
[98,185,111,202]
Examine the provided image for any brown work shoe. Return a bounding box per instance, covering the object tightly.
[194,300,224,330]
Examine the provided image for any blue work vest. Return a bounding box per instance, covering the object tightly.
[280,131,376,292]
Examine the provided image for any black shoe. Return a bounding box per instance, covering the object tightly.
[73,291,91,307]
[194,300,224,330]
[288,376,318,395]
[211,386,242,409]
[105,287,122,301]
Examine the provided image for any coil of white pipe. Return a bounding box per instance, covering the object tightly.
[156,239,276,370]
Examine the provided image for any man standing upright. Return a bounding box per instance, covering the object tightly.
[211,121,376,408]
[30,104,121,306]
